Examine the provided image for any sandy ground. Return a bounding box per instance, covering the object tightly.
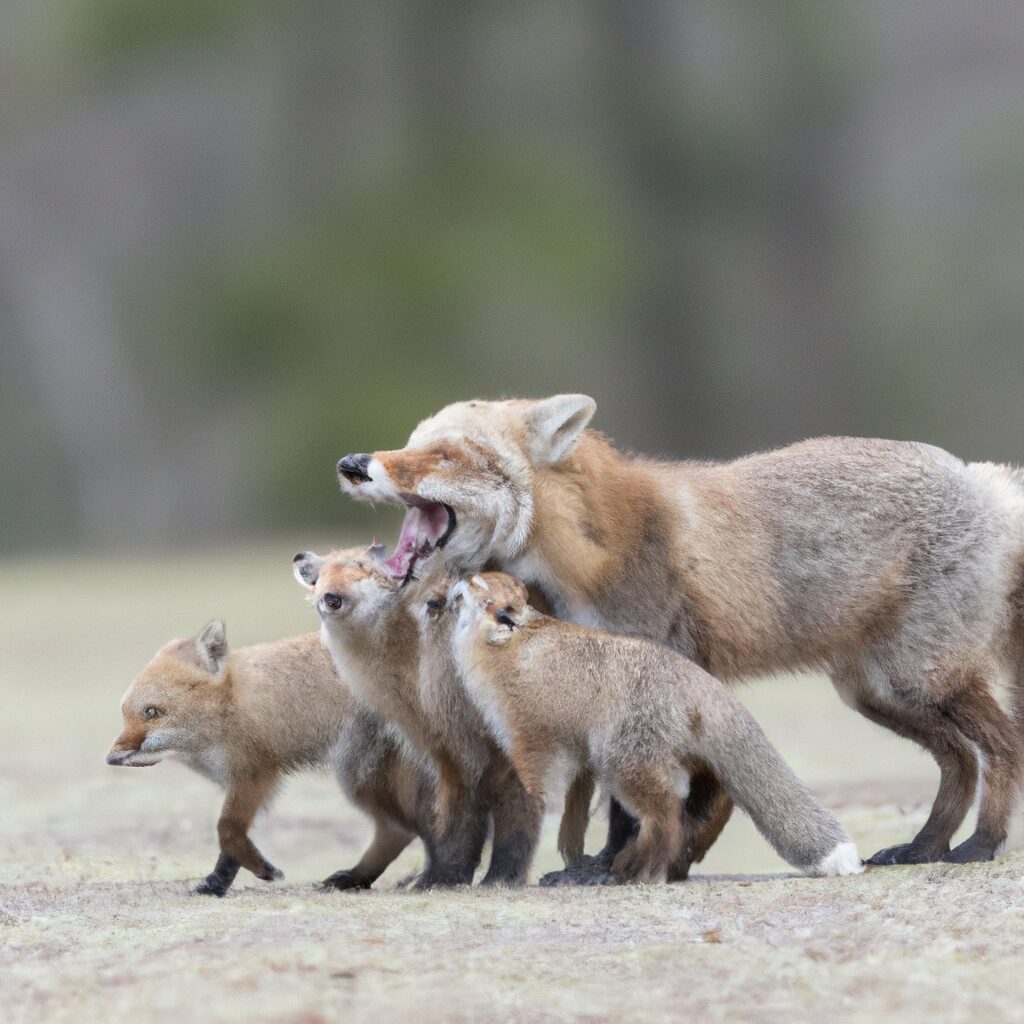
[3,546,1024,1023]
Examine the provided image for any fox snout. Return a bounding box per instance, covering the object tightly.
[105,747,137,766]
[106,734,144,766]
[106,729,169,767]
[338,453,372,484]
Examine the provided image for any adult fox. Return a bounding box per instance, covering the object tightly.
[337,394,1024,877]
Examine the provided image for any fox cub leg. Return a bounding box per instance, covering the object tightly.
[668,767,734,882]
[610,776,684,885]
[323,819,415,891]
[543,769,731,886]
[479,756,547,887]
[196,852,242,897]
[196,771,282,896]
[557,767,596,869]
[414,770,488,889]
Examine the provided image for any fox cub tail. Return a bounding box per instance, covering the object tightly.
[698,700,862,877]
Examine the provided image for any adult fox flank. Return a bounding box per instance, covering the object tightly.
[338,394,1024,875]
[450,572,862,883]
[293,546,546,887]
[107,621,434,895]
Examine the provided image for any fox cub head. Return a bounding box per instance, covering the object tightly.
[335,394,596,578]
[451,572,532,649]
[107,620,230,768]
[293,544,401,626]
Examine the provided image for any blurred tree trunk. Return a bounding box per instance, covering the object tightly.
[594,0,864,458]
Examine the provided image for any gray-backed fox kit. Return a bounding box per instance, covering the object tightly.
[293,546,545,887]
[107,621,434,895]
[338,394,1024,876]
[449,572,862,883]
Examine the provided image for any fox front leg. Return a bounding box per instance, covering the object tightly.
[195,852,242,897]
[196,772,283,895]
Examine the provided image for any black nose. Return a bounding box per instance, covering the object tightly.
[323,592,344,611]
[338,454,372,483]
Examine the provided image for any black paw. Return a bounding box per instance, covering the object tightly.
[539,854,614,887]
[256,863,284,882]
[941,835,999,864]
[194,875,231,897]
[866,842,947,866]
[320,870,372,891]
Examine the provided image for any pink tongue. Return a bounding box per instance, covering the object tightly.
[383,509,419,576]
[382,503,449,577]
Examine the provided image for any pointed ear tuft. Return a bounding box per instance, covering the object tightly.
[526,394,596,465]
[196,619,228,674]
[293,551,325,588]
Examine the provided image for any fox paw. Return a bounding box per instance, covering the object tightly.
[256,863,284,882]
[941,834,1000,864]
[320,870,372,891]
[194,876,231,897]
[539,856,614,887]
[867,842,946,866]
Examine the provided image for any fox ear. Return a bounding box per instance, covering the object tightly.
[527,394,596,465]
[293,551,325,587]
[196,619,228,674]
[367,539,387,564]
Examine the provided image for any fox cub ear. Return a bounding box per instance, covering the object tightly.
[527,394,596,465]
[196,619,228,674]
[293,551,325,587]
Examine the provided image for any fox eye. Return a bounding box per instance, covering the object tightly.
[143,706,162,720]
[495,609,516,629]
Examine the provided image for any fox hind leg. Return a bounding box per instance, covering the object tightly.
[668,767,734,882]
[835,665,980,865]
[322,819,415,891]
[940,680,1021,863]
[609,779,684,885]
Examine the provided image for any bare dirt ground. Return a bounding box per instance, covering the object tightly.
[3,546,1024,1023]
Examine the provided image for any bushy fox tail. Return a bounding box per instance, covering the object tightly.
[697,698,862,877]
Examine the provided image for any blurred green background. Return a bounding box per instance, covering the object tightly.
[2,0,1023,555]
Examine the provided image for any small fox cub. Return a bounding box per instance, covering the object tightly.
[107,621,433,896]
[449,572,863,884]
[294,546,547,887]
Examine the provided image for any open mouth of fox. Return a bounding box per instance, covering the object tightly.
[382,496,456,581]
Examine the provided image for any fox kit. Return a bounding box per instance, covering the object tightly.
[338,394,1024,876]
[293,546,543,886]
[107,621,434,895]
[449,572,862,882]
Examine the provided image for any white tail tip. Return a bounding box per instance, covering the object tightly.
[810,841,864,877]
